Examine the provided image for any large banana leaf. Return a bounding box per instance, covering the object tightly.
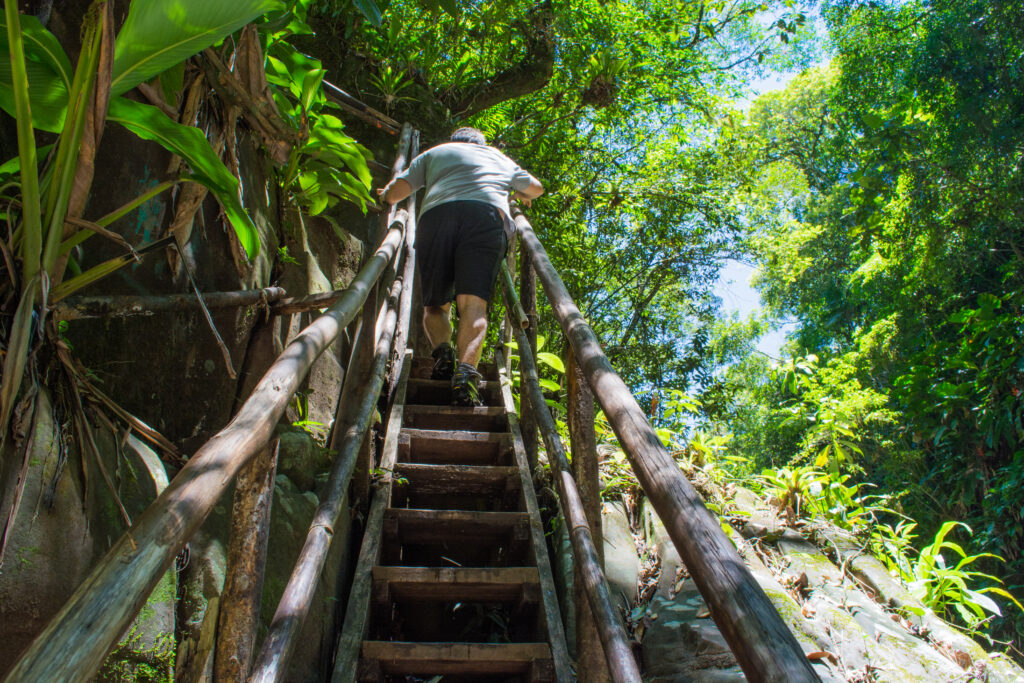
[107,96,259,257]
[110,0,285,96]
[0,13,73,132]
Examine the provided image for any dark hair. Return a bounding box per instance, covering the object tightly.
[450,127,487,145]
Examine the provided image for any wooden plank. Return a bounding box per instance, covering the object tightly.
[372,566,539,602]
[384,508,529,545]
[494,348,573,683]
[516,213,820,682]
[405,377,502,406]
[412,357,498,380]
[403,404,508,432]
[398,429,514,467]
[330,353,413,683]
[393,463,520,494]
[360,642,551,676]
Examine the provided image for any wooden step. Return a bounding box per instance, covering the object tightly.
[412,357,499,380]
[403,405,508,432]
[382,509,533,567]
[392,463,521,511]
[358,642,554,681]
[373,566,540,603]
[405,377,502,406]
[398,429,513,466]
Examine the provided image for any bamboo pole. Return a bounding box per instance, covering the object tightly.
[500,261,530,329]
[506,319,640,683]
[567,347,611,682]
[214,439,279,682]
[3,213,408,683]
[52,287,286,321]
[514,212,819,682]
[518,250,539,471]
[248,276,405,683]
[388,131,419,400]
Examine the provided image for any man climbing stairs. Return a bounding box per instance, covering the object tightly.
[334,354,572,682]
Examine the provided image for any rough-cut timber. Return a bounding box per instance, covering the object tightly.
[567,348,612,683]
[214,440,279,682]
[3,214,408,683]
[516,212,820,682]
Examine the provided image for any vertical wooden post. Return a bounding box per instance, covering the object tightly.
[214,439,279,682]
[519,250,539,471]
[567,347,611,683]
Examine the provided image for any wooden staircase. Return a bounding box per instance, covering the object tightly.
[333,353,572,682]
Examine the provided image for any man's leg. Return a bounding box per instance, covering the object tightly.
[423,302,452,349]
[454,294,489,367]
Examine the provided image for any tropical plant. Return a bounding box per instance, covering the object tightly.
[872,521,1024,634]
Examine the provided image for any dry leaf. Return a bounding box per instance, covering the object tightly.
[806,650,838,665]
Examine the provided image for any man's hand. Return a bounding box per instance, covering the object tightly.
[376,178,413,206]
[513,176,544,208]
[513,189,534,208]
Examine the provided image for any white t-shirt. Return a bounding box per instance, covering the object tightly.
[396,142,536,233]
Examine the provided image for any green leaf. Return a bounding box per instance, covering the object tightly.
[0,12,73,132]
[536,351,565,374]
[107,96,259,257]
[353,0,383,27]
[110,0,286,96]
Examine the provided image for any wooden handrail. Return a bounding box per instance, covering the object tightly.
[498,281,640,681]
[52,286,287,320]
[3,213,409,683]
[249,274,408,682]
[514,211,820,682]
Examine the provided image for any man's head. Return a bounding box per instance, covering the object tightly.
[450,127,487,145]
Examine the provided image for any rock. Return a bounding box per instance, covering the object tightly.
[258,474,353,682]
[0,389,96,678]
[601,501,639,608]
[276,430,331,492]
[641,579,741,679]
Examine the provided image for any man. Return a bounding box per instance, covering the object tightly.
[377,127,544,406]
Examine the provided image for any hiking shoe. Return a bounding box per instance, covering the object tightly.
[451,364,484,407]
[431,343,456,380]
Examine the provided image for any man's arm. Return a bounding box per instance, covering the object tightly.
[513,175,544,207]
[376,178,413,205]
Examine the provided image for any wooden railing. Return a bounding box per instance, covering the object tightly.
[505,208,820,682]
[4,125,418,683]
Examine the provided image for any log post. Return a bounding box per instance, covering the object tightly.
[518,249,539,471]
[567,347,611,682]
[214,439,279,682]
[248,277,405,683]
[509,324,640,683]
[515,213,819,683]
[3,215,408,683]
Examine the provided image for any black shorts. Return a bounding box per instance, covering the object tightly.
[416,200,507,307]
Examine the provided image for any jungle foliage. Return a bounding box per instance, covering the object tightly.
[711,0,1024,648]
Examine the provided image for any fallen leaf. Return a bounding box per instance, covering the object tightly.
[806,650,838,665]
